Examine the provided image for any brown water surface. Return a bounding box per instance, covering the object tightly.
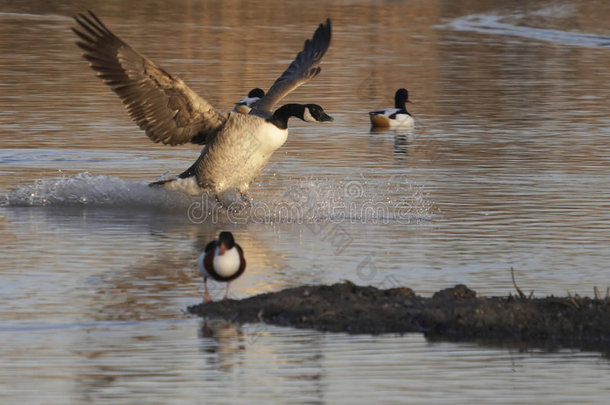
[1,0,610,403]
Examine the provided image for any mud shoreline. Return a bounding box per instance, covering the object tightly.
[188,282,610,354]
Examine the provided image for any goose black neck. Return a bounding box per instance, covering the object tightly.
[268,104,305,129]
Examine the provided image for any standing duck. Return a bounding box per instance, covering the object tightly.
[73,12,333,203]
[198,231,246,303]
[233,88,265,114]
[369,88,414,128]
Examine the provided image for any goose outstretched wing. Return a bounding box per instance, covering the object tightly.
[73,11,226,146]
[252,19,331,115]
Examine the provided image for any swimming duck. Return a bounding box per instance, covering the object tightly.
[369,88,414,128]
[73,12,332,203]
[233,88,265,114]
[198,231,246,303]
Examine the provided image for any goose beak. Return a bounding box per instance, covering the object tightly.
[406,99,413,104]
[219,243,226,255]
[320,113,334,122]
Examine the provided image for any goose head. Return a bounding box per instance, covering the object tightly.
[269,103,333,129]
[302,104,334,123]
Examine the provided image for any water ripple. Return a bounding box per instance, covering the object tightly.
[446,13,610,48]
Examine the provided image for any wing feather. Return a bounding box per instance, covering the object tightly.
[252,19,331,114]
[73,11,226,145]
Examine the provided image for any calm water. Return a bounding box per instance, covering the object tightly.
[1,0,610,403]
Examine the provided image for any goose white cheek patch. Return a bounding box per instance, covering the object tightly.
[303,108,317,122]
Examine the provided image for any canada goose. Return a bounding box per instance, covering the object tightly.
[233,88,265,114]
[198,231,246,303]
[73,12,332,203]
[369,88,414,128]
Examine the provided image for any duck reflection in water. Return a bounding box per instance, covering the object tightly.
[369,126,417,162]
[199,320,245,372]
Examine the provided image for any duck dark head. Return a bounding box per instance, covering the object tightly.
[269,103,333,129]
[218,231,236,254]
[395,88,411,109]
[248,88,265,98]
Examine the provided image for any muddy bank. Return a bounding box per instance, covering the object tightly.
[188,282,610,353]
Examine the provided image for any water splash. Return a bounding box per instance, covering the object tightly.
[0,172,199,210]
[2,172,434,224]
[209,174,435,224]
